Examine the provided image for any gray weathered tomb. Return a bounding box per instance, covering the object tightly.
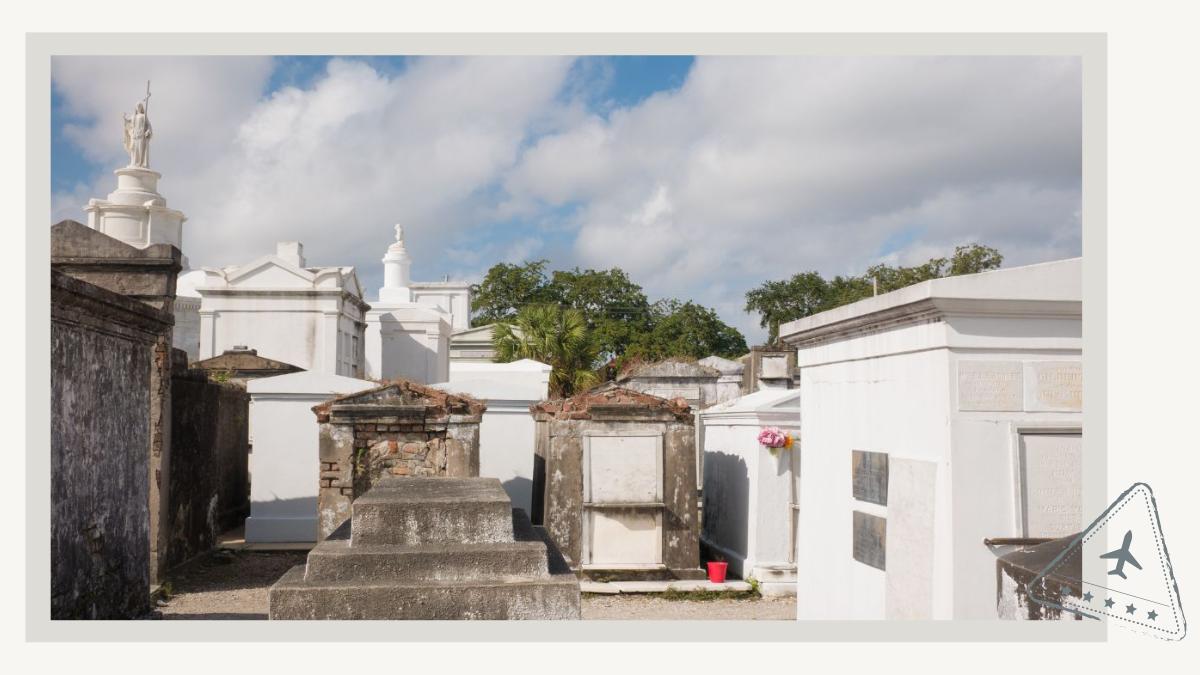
[269,477,580,619]
[531,387,703,579]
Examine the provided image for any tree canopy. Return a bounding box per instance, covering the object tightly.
[744,244,1004,344]
[473,261,747,366]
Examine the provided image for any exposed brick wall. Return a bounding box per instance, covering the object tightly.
[314,381,483,539]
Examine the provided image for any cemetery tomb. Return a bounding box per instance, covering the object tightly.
[531,387,703,580]
[698,387,801,596]
[244,371,376,543]
[779,257,1083,619]
[269,477,580,619]
[312,379,484,540]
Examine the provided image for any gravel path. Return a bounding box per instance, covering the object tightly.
[158,550,795,620]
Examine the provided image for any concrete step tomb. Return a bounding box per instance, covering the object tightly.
[269,476,581,620]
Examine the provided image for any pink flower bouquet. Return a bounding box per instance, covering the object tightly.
[757,426,794,455]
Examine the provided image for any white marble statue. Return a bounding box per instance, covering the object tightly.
[122,84,153,168]
[394,224,404,244]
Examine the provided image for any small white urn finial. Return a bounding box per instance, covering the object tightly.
[394,224,404,244]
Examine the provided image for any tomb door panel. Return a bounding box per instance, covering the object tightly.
[1018,432,1082,538]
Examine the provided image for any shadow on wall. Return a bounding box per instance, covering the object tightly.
[503,476,533,518]
[702,451,750,561]
[248,495,318,519]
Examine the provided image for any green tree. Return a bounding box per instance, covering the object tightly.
[545,267,654,358]
[625,300,749,363]
[743,271,832,344]
[745,244,1004,344]
[492,304,601,397]
[470,260,552,326]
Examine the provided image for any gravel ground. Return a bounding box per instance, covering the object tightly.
[158,550,794,620]
[159,550,307,620]
[581,594,795,620]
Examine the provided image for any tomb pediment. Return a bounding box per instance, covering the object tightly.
[224,255,318,287]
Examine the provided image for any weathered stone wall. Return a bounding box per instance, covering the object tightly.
[313,381,484,539]
[51,219,181,583]
[531,388,702,579]
[51,271,171,619]
[164,360,250,571]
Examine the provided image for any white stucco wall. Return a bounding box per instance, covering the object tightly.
[784,258,1083,620]
[244,371,375,543]
[364,305,450,384]
[433,360,552,515]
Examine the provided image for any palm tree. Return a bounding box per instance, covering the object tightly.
[493,304,600,397]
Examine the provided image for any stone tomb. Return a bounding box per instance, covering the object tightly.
[269,477,580,619]
[531,387,703,579]
[313,380,484,539]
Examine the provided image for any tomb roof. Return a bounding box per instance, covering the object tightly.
[531,385,692,421]
[313,378,485,420]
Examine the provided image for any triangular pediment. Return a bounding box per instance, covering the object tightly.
[226,255,317,287]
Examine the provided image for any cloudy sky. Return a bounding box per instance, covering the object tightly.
[51,55,1081,343]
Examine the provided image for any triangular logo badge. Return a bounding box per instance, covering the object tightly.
[1030,483,1186,639]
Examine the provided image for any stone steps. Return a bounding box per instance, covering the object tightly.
[303,540,551,582]
[351,477,514,546]
[269,476,581,620]
[271,565,581,620]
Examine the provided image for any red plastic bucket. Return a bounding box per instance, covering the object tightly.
[706,561,728,584]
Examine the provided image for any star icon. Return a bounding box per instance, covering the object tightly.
[1104,597,1115,608]
[1082,591,1093,603]
[1147,610,1158,621]
[1126,603,1137,615]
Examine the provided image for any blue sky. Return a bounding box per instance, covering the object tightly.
[50,55,1081,344]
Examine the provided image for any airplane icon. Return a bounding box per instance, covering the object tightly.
[1100,529,1143,580]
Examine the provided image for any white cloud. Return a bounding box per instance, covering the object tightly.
[52,55,1081,345]
[503,56,1082,341]
[52,56,576,294]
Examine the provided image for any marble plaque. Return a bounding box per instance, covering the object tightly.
[647,386,701,403]
[588,509,663,566]
[761,354,790,378]
[885,459,937,620]
[957,361,1023,412]
[852,450,889,506]
[586,435,661,503]
[1026,362,1082,412]
[852,511,887,570]
[1019,433,1082,538]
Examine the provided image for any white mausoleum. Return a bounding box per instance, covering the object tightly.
[244,371,375,543]
[779,258,1083,620]
[195,242,370,377]
[363,226,472,383]
[699,388,801,597]
[432,358,553,515]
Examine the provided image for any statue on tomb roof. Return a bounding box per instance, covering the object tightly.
[394,224,404,244]
[122,82,153,168]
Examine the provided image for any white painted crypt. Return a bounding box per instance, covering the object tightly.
[244,370,375,543]
[779,258,1083,620]
[699,387,801,597]
[193,242,369,377]
[432,358,553,516]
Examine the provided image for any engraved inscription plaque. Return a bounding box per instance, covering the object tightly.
[958,361,1023,411]
[1019,432,1082,538]
[1026,362,1082,412]
[852,450,889,506]
[853,511,886,570]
